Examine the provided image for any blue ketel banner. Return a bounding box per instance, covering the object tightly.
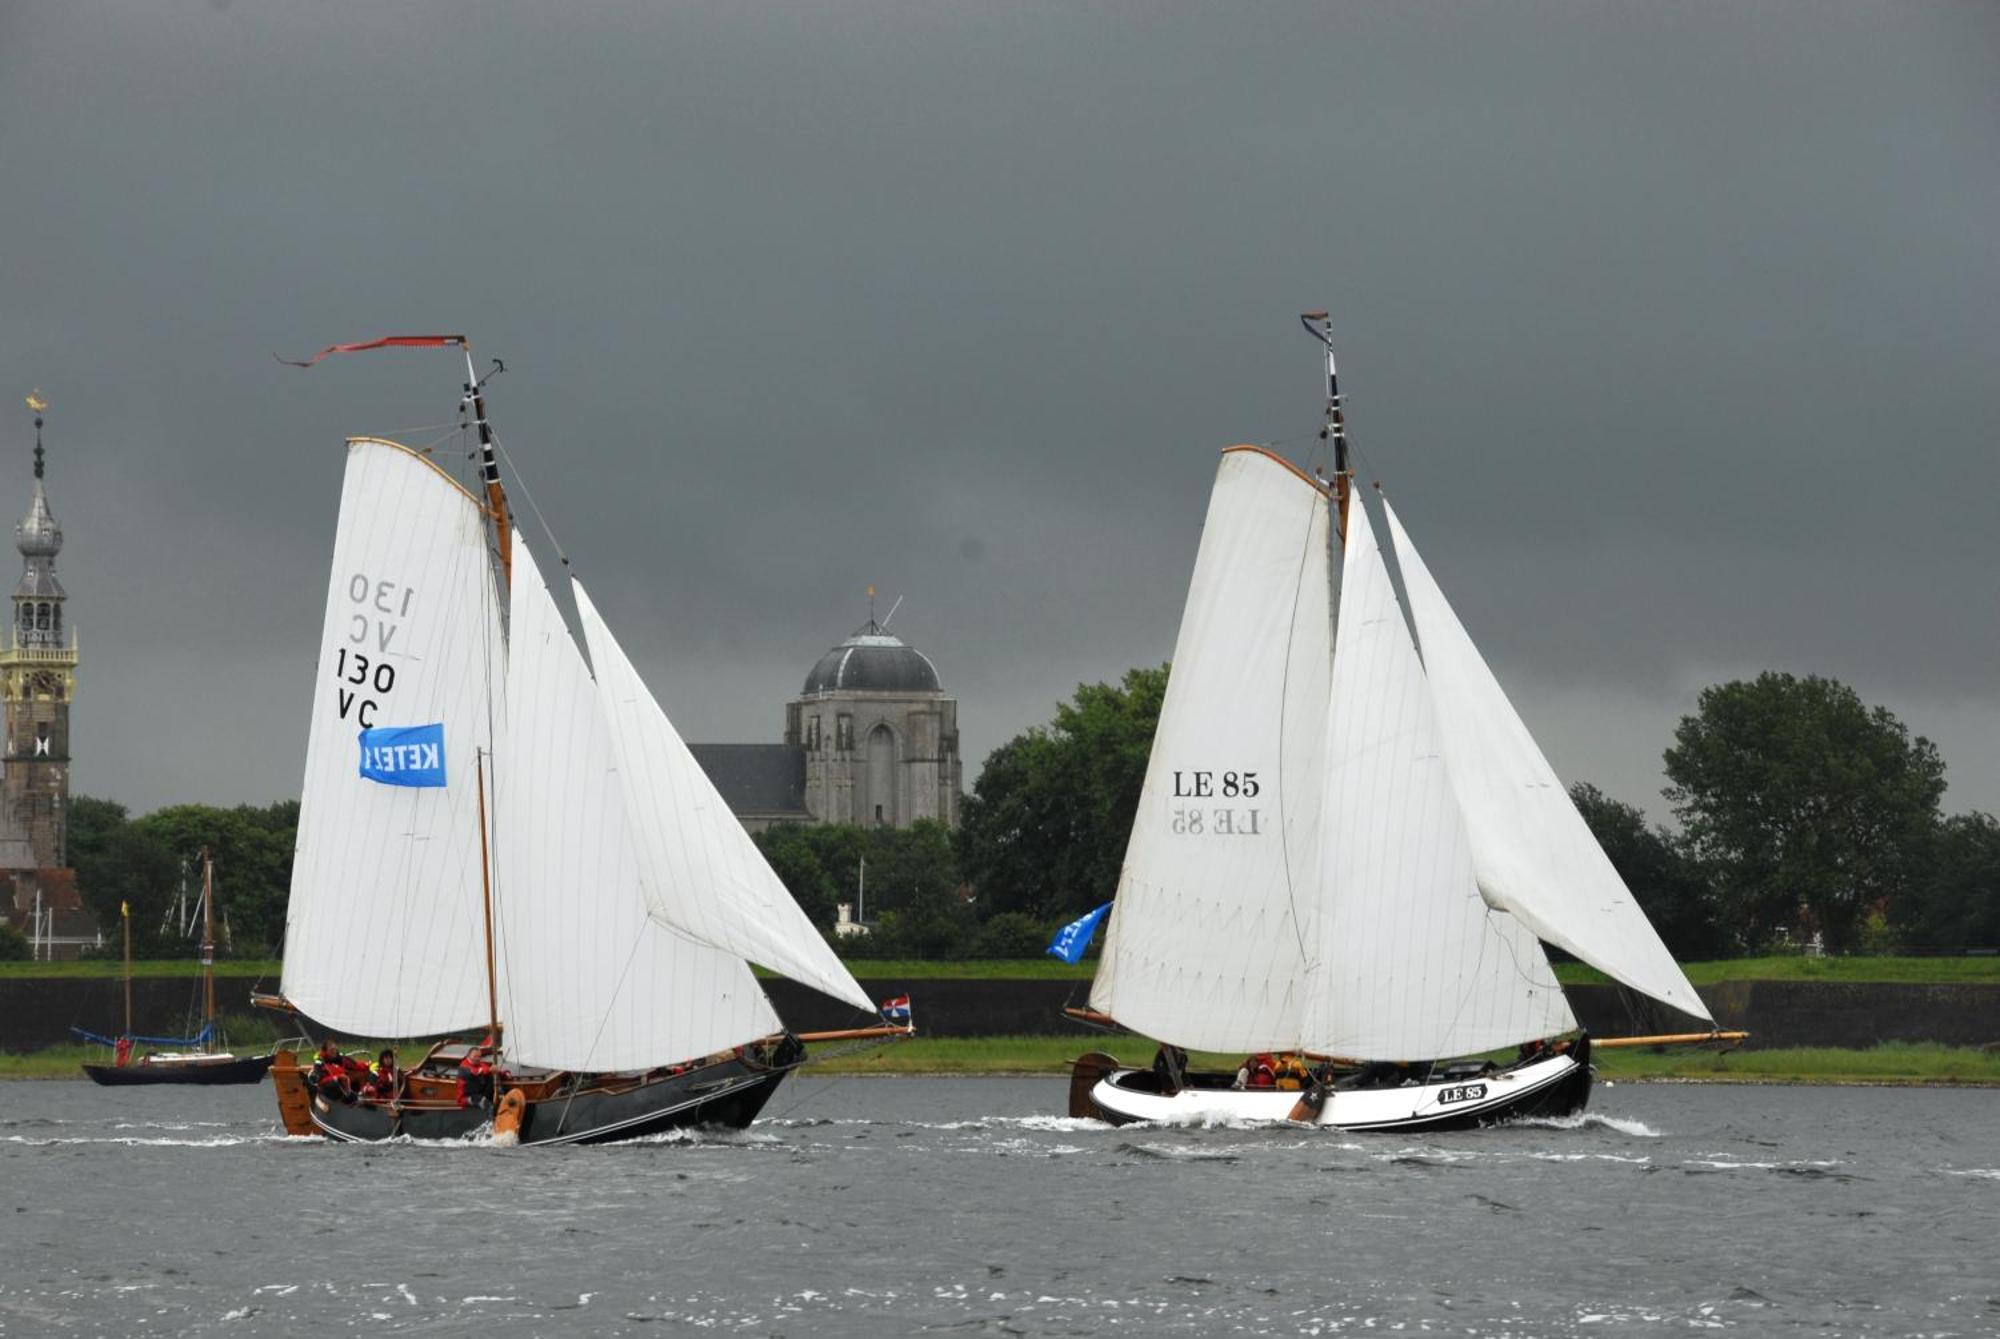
[1046,902,1113,964]
[358,723,448,788]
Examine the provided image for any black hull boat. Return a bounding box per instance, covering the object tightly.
[82,1052,276,1087]
[301,1036,803,1146]
[267,350,900,1145]
[1070,1038,1593,1132]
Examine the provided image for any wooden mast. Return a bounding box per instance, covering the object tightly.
[121,899,132,1040]
[462,343,512,587]
[475,749,501,1045]
[1301,310,1351,531]
[200,847,216,1049]
[463,344,508,1050]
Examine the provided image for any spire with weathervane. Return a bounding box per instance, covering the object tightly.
[1,392,78,868]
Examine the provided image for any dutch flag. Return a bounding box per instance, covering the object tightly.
[879,995,913,1025]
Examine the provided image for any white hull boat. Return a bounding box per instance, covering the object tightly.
[1064,314,1733,1130]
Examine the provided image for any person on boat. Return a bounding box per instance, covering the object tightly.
[1272,1054,1311,1092]
[1150,1044,1189,1094]
[1234,1053,1278,1090]
[456,1042,496,1109]
[309,1039,356,1101]
[363,1049,400,1102]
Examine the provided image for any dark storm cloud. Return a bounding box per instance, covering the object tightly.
[1,2,1994,819]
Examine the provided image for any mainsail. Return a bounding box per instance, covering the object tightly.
[494,537,780,1072]
[1301,496,1575,1058]
[1381,499,1711,1022]
[1089,447,1334,1053]
[283,439,504,1038]
[573,582,877,1014]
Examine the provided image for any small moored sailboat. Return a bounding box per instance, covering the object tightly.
[79,849,276,1086]
[1069,313,1739,1130]
[260,337,905,1144]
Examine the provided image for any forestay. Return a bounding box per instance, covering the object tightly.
[1090,447,1333,1053]
[283,439,502,1038]
[1301,497,1575,1058]
[1382,499,1711,1022]
[494,537,780,1072]
[573,582,876,1014]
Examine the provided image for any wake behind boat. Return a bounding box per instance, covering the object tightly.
[261,337,905,1145]
[1067,313,1738,1131]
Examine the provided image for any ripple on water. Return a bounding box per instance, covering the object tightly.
[4,1078,1996,1337]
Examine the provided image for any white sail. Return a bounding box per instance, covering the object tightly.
[573,581,876,1015]
[494,537,780,1072]
[1301,497,1575,1058]
[282,438,503,1038]
[1381,499,1711,1022]
[1090,447,1334,1053]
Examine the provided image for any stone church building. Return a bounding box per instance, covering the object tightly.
[0,404,95,957]
[690,616,962,834]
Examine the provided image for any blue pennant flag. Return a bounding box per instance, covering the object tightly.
[1046,902,1113,964]
[358,723,448,788]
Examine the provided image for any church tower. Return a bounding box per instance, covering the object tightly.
[788,611,961,830]
[1,398,77,868]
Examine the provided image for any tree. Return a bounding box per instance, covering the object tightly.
[754,820,969,956]
[132,803,296,955]
[0,920,28,961]
[1898,812,2000,950]
[1663,673,1945,953]
[754,824,841,930]
[66,794,298,957]
[1569,782,1728,960]
[957,665,1167,919]
[70,818,179,956]
[971,911,1050,959]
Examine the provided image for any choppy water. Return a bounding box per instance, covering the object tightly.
[2,1077,1996,1336]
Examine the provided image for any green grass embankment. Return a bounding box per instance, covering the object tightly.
[0,959,281,980]
[1556,955,2000,986]
[816,956,2000,984]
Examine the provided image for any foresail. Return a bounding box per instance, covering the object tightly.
[282,439,502,1038]
[573,581,876,1015]
[1300,497,1575,1058]
[1381,500,1711,1022]
[1089,447,1332,1053]
[495,538,780,1072]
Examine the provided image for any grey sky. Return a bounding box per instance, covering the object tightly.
[1,2,1994,823]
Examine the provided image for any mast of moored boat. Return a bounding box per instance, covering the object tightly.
[200,847,216,1051]
[1300,311,1352,531]
[121,899,132,1040]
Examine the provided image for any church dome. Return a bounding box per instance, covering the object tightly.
[802,622,942,695]
[16,480,61,560]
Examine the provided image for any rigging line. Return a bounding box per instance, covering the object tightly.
[572,912,653,1080]
[369,420,465,442]
[1490,908,1564,999]
[1434,914,1494,1059]
[1274,491,1326,973]
[488,433,569,571]
[401,427,462,457]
